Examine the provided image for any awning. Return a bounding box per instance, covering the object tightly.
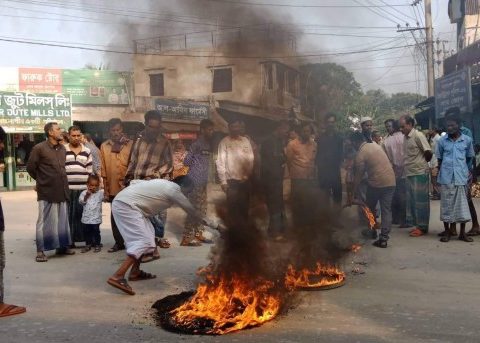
[415,96,434,109]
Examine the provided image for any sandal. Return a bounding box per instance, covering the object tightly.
[409,228,425,237]
[128,270,157,282]
[157,238,171,249]
[459,235,474,242]
[0,304,26,318]
[94,246,101,253]
[140,253,160,264]
[35,254,48,262]
[107,277,135,295]
[180,237,202,247]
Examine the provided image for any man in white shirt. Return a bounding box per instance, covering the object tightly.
[383,119,407,227]
[216,119,254,223]
[107,177,216,295]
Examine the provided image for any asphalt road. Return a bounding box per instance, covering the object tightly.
[1,190,480,343]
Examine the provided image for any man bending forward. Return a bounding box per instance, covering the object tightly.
[107,177,216,295]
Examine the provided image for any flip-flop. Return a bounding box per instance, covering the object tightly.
[107,277,135,295]
[158,238,171,249]
[35,254,48,262]
[0,304,26,318]
[409,228,425,237]
[128,270,157,282]
[459,235,474,243]
[466,230,480,236]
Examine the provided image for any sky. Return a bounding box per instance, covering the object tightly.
[0,0,454,95]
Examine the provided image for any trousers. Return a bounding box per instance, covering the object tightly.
[366,185,395,241]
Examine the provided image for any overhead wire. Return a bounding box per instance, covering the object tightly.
[364,0,413,24]
[378,0,417,21]
[0,35,422,59]
[198,0,412,8]
[352,0,400,25]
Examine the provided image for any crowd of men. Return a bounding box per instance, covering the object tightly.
[1,106,479,304]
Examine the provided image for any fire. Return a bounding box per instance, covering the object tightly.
[169,273,282,335]
[361,205,376,229]
[285,263,346,291]
[351,243,362,253]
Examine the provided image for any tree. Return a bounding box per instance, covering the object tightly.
[300,63,362,121]
[300,62,425,134]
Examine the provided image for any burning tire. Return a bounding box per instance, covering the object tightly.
[285,263,346,291]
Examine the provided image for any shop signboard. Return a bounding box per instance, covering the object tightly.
[155,98,209,121]
[19,68,62,93]
[62,69,130,105]
[0,91,72,133]
[435,68,472,119]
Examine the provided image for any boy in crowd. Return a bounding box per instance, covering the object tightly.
[79,175,104,253]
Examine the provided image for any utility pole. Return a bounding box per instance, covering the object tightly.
[424,0,434,97]
[424,0,435,128]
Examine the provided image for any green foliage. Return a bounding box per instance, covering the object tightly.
[300,63,425,134]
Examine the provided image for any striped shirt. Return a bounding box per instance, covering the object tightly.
[65,144,93,190]
[125,132,173,184]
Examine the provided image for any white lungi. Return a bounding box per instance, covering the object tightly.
[112,200,156,259]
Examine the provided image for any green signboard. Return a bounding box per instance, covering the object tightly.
[0,91,72,133]
[62,70,130,105]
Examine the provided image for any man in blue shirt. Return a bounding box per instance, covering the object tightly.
[436,114,475,242]
[443,107,480,236]
[182,119,215,246]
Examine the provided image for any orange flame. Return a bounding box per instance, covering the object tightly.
[362,206,376,230]
[285,263,346,291]
[170,273,281,335]
[351,243,362,253]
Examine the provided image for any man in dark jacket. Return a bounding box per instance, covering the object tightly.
[27,122,75,262]
[261,120,289,240]
[0,126,26,318]
[316,113,343,210]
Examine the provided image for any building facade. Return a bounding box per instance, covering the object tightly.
[132,26,303,140]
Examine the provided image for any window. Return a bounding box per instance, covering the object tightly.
[149,73,164,96]
[264,63,274,90]
[212,68,232,93]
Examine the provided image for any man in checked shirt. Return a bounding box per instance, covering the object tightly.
[124,110,173,255]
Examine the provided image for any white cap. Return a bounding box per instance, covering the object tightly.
[360,116,373,124]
